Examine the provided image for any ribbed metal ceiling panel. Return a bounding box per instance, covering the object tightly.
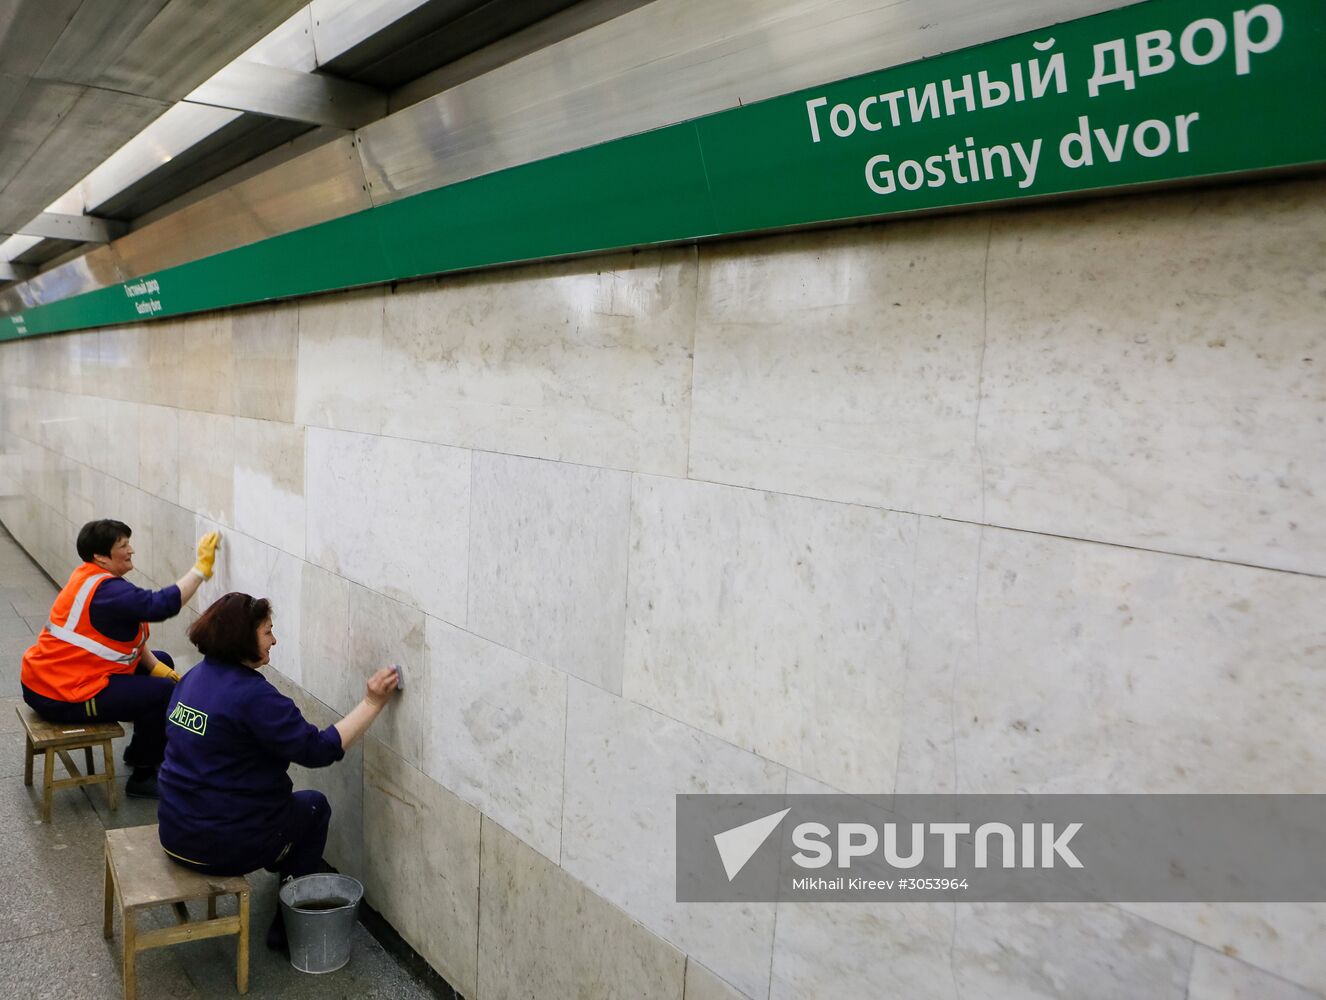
[0,0,310,237]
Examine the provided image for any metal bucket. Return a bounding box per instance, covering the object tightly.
[278,873,363,974]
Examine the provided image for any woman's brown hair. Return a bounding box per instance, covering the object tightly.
[187,592,272,663]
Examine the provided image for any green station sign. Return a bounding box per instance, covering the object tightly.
[3,0,1322,340]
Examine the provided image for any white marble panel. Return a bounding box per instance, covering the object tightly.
[96,325,149,403]
[194,523,303,685]
[299,561,351,721]
[379,249,695,475]
[954,903,1191,999]
[230,301,298,424]
[770,902,955,1000]
[274,671,365,879]
[624,476,917,793]
[896,521,1326,794]
[479,815,685,1000]
[893,516,981,795]
[771,900,1191,1000]
[177,410,234,526]
[562,679,785,999]
[137,404,179,503]
[294,287,386,433]
[365,739,480,998]
[981,179,1326,575]
[1188,947,1324,1000]
[232,417,305,559]
[467,452,630,692]
[93,397,140,486]
[130,492,197,594]
[423,616,566,863]
[1122,904,1326,996]
[690,218,988,517]
[686,962,751,1000]
[348,583,429,769]
[61,463,102,529]
[147,314,233,415]
[305,427,469,624]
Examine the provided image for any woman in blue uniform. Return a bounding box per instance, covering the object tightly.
[157,591,399,949]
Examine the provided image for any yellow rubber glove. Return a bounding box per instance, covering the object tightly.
[193,531,221,579]
[150,661,181,683]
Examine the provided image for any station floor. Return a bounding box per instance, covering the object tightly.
[0,526,442,1000]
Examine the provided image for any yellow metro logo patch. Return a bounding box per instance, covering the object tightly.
[168,701,208,736]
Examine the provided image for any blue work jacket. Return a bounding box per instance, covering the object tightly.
[157,656,343,865]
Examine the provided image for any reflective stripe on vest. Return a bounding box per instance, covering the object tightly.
[44,572,141,664]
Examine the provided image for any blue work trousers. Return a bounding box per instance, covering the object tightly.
[21,651,175,767]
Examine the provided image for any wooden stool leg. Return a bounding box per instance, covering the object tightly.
[85,745,95,773]
[41,749,55,822]
[207,894,217,920]
[237,890,250,994]
[104,741,118,810]
[122,907,137,1000]
[23,735,33,786]
[104,853,115,939]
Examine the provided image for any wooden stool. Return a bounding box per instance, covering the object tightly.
[104,825,250,1000]
[17,705,123,822]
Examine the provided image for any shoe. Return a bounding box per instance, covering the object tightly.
[125,769,159,799]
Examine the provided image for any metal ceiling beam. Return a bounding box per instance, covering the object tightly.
[15,212,126,243]
[0,262,36,282]
[186,61,387,130]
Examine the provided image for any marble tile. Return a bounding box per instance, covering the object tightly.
[897,521,1326,794]
[1122,903,1326,996]
[953,902,1191,1000]
[93,397,140,485]
[232,416,305,559]
[422,616,567,863]
[467,452,631,692]
[61,463,102,529]
[147,313,233,414]
[623,475,917,793]
[177,410,234,526]
[149,603,198,670]
[981,179,1326,575]
[893,516,982,795]
[194,523,303,685]
[771,900,1191,1000]
[348,583,429,768]
[230,300,298,423]
[770,902,955,1000]
[295,287,386,433]
[137,403,179,502]
[1188,946,1324,1000]
[686,961,752,1000]
[299,560,351,722]
[129,491,198,594]
[273,671,365,878]
[96,324,149,402]
[562,679,784,999]
[364,738,480,998]
[478,814,685,1000]
[305,427,470,624]
[690,218,988,517]
[379,248,695,475]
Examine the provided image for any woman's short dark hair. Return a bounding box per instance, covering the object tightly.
[188,593,272,663]
[77,519,132,562]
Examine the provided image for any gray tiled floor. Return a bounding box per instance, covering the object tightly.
[0,523,442,999]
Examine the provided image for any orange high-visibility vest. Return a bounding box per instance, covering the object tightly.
[20,562,149,704]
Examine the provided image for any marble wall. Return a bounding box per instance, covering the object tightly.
[2,175,1324,999]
